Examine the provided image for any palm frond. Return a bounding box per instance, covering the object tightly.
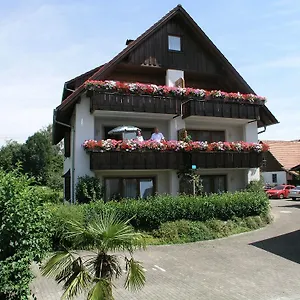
[61,258,92,300]
[87,211,146,252]
[64,220,96,250]
[41,251,92,299]
[87,279,114,300]
[86,253,122,280]
[124,257,146,292]
[41,251,76,280]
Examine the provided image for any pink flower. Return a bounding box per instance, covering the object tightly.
[83,80,267,104]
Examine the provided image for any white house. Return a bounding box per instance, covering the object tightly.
[52,5,278,202]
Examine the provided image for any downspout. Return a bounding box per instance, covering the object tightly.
[258,123,266,135]
[173,99,206,119]
[53,109,75,203]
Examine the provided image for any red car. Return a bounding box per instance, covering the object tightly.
[266,185,295,199]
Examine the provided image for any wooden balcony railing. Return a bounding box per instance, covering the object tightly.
[90,92,181,115]
[89,92,261,120]
[182,100,260,120]
[89,151,263,170]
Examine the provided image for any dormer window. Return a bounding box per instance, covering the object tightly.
[168,35,181,51]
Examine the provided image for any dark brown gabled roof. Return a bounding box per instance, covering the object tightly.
[57,4,257,113]
[53,4,278,144]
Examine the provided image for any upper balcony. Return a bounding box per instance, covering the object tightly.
[86,80,266,121]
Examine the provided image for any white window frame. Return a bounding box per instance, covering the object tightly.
[168,35,181,51]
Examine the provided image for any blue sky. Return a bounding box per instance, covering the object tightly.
[0,0,299,145]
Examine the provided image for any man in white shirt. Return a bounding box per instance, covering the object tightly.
[151,127,165,142]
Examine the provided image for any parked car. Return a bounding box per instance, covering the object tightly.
[266,184,295,199]
[288,186,300,200]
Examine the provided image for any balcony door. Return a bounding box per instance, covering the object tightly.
[188,130,225,142]
[104,177,155,201]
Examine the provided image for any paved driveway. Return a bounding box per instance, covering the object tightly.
[31,199,300,300]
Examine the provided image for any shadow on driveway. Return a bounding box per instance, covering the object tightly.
[250,230,300,264]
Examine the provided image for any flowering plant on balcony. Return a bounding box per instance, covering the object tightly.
[85,80,267,104]
[82,139,269,153]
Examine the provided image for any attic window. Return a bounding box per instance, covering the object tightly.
[168,35,181,51]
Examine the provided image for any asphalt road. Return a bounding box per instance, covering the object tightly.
[31,199,300,300]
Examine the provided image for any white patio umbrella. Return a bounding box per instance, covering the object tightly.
[108,125,141,140]
[108,125,141,135]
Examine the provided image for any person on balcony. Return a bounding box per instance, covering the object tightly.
[136,130,144,142]
[151,127,165,142]
[180,129,192,142]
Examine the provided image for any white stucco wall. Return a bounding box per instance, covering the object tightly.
[243,121,258,142]
[197,169,247,192]
[262,171,287,185]
[74,96,95,190]
[242,121,260,184]
[168,117,185,140]
[166,69,184,87]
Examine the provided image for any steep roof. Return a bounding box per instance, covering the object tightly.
[263,140,300,170]
[53,4,278,144]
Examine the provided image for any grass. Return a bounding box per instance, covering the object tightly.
[141,214,272,245]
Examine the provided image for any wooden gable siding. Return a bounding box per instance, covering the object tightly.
[261,151,283,172]
[127,17,219,74]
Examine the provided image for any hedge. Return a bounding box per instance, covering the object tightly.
[0,170,52,299]
[49,191,269,248]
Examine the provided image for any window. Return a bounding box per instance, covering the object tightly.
[272,174,278,183]
[188,130,225,142]
[168,35,181,51]
[104,177,155,201]
[201,175,227,194]
[63,170,71,201]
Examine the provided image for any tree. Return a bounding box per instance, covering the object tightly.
[0,140,23,171]
[22,125,63,188]
[41,211,146,299]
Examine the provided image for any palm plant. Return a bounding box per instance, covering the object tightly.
[41,211,146,299]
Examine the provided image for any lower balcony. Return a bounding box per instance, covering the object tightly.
[89,151,263,170]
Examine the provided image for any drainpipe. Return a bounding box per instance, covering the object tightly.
[258,123,266,135]
[175,99,206,119]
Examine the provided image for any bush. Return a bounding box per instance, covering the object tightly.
[31,186,63,204]
[47,202,85,249]
[153,220,214,243]
[49,191,270,248]
[0,169,52,299]
[75,175,103,203]
[245,179,265,193]
[152,215,271,244]
[105,191,270,229]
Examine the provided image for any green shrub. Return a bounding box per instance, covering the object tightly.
[49,191,270,248]
[47,203,85,249]
[0,170,52,299]
[105,191,269,229]
[152,215,271,244]
[51,191,269,231]
[31,186,63,204]
[75,175,103,203]
[245,179,265,193]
